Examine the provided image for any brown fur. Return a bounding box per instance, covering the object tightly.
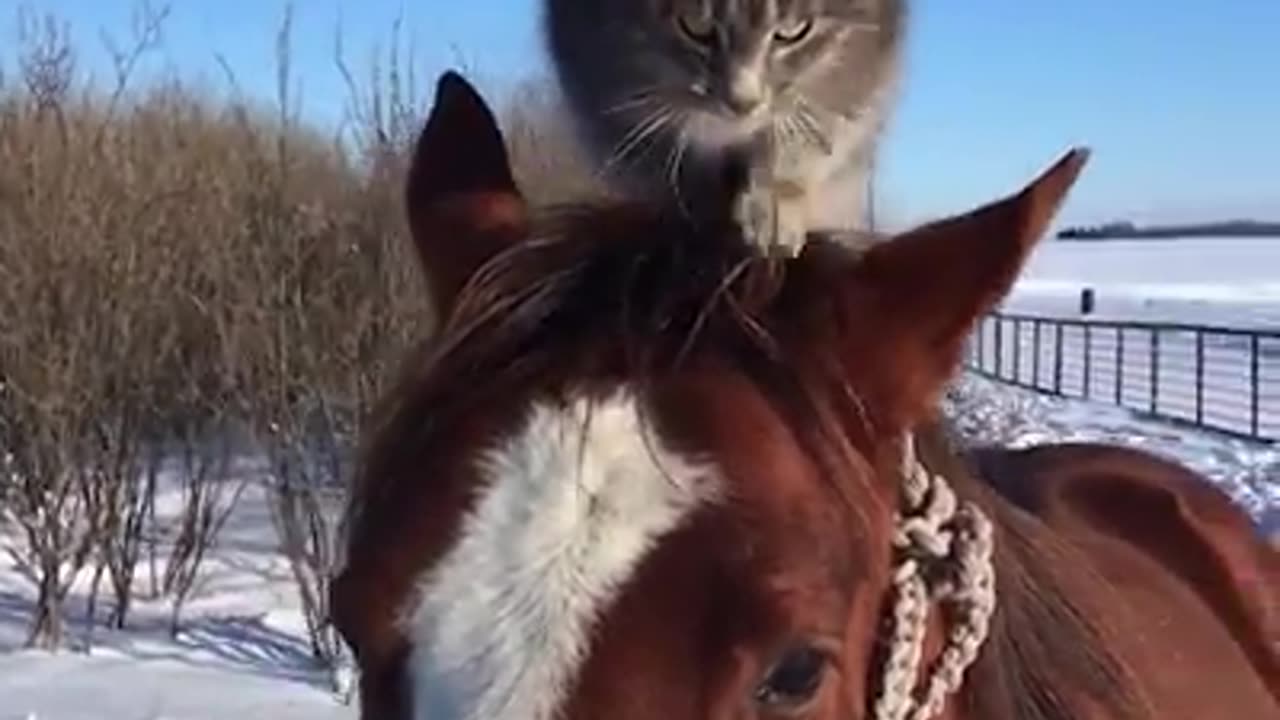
[331,72,1279,720]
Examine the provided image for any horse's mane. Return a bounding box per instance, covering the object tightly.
[353,202,783,519]
[351,199,1149,720]
[918,426,1152,720]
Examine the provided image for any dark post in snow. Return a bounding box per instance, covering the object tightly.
[1080,287,1096,316]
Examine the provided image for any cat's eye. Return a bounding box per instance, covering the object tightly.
[753,645,829,713]
[774,19,814,45]
[675,13,717,47]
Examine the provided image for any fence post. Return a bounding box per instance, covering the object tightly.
[1083,324,1093,399]
[994,318,1005,379]
[1032,320,1042,389]
[1149,329,1160,415]
[970,315,1274,443]
[1053,323,1064,395]
[1251,334,1261,439]
[1114,327,1124,405]
[1194,330,1205,426]
[976,317,986,371]
[1012,319,1023,384]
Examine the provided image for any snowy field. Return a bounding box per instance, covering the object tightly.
[967,234,1280,530]
[1,236,1277,719]
[1006,236,1280,327]
[975,237,1280,441]
[946,375,1280,527]
[1,376,1275,719]
[0,463,356,720]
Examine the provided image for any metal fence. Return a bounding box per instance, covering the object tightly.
[965,312,1280,443]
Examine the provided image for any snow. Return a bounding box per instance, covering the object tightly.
[946,374,1280,529]
[1008,236,1280,327]
[974,237,1280,442]
[962,233,1280,535]
[0,651,346,720]
[958,234,1280,539]
[3,419,1272,720]
[1,235,1276,718]
[0,466,356,720]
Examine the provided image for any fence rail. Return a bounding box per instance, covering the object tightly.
[964,312,1280,443]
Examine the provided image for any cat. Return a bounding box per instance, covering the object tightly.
[543,0,906,256]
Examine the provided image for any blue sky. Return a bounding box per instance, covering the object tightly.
[6,0,1279,228]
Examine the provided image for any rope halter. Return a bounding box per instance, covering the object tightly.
[871,433,997,720]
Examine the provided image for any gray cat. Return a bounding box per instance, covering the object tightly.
[543,0,906,256]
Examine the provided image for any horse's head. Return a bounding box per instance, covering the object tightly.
[332,71,1087,720]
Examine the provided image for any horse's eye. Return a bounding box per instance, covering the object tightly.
[754,645,828,712]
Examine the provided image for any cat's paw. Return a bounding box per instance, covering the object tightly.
[732,184,778,253]
[772,195,808,258]
[732,186,807,259]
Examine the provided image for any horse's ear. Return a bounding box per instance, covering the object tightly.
[406,71,528,316]
[849,148,1089,425]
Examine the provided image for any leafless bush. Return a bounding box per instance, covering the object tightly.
[498,77,601,207]
[81,423,164,642]
[0,0,596,657]
[0,428,97,649]
[161,421,247,635]
[0,7,120,650]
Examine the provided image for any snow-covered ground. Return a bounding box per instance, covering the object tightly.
[964,235,1280,538]
[0,463,355,720]
[1,236,1276,718]
[946,374,1280,531]
[1007,236,1280,327]
[974,237,1280,441]
[2,382,1274,720]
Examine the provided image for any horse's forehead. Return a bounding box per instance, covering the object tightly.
[398,387,721,720]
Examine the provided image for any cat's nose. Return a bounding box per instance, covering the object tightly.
[725,71,765,115]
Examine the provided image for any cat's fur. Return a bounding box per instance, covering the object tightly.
[543,0,905,255]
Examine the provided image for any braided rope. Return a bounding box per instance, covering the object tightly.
[872,434,997,720]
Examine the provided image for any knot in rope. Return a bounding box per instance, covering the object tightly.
[872,434,997,720]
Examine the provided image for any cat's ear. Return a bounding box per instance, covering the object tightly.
[837,148,1088,427]
[406,71,529,317]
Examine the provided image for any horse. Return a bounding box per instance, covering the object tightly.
[330,71,1279,720]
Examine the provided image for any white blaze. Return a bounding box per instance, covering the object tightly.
[402,389,718,720]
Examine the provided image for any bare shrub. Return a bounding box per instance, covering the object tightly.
[158,421,246,635]
[218,8,425,685]
[498,77,601,207]
[0,0,596,659]
[0,7,118,650]
[0,427,96,650]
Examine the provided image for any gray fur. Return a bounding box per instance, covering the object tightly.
[543,0,906,254]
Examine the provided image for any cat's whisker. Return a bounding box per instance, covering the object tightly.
[783,115,803,153]
[604,106,666,164]
[603,106,674,173]
[629,111,679,172]
[797,113,823,149]
[603,98,653,116]
[602,90,663,116]
[794,101,833,154]
[775,113,800,152]
[665,120,692,219]
[773,108,803,151]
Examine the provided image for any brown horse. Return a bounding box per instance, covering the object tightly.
[331,71,1279,720]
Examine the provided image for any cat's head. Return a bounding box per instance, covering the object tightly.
[547,0,905,153]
